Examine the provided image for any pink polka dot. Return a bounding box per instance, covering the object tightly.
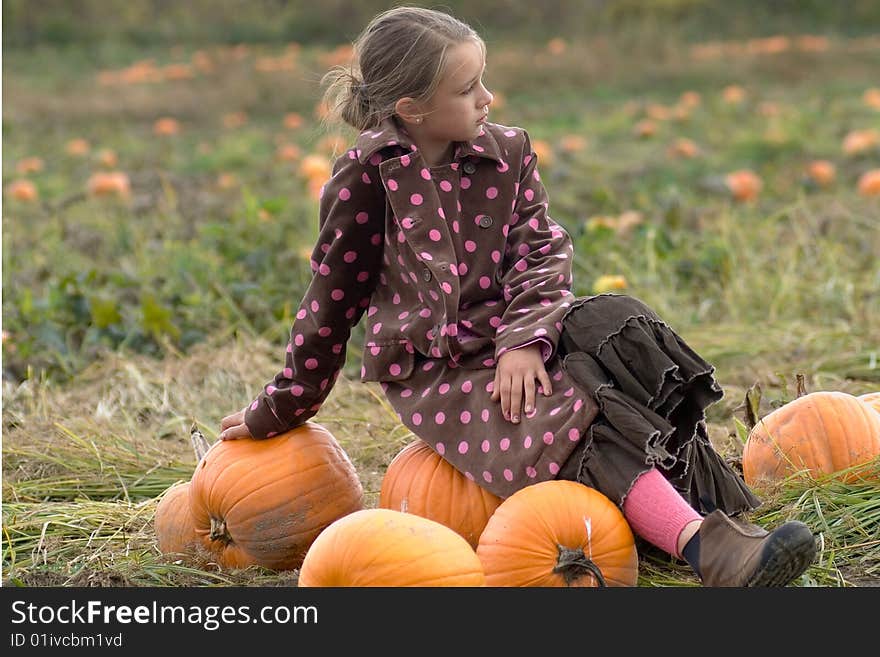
[291,385,304,396]
[479,276,491,289]
[564,387,575,397]
[460,411,471,424]
[440,180,452,192]
[250,400,259,410]
[283,367,293,378]
[338,187,351,201]
[429,229,441,241]
[458,441,469,454]
[388,179,398,191]
[389,363,401,376]
[486,186,498,199]
[481,408,490,422]
[305,358,318,370]
[526,466,537,478]
[482,471,493,483]
[524,435,533,449]
[438,383,450,394]
[435,442,445,455]
[420,168,431,180]
[410,193,423,205]
[549,462,560,475]
[524,188,535,202]
[574,399,583,411]
[412,413,422,426]
[461,380,473,393]
[435,411,446,424]
[569,427,581,441]
[355,211,369,224]
[543,432,555,445]
[549,406,561,416]
[400,154,411,166]
[499,437,510,451]
[331,289,345,301]
[503,468,513,481]
[465,240,477,252]
[504,129,517,137]
[481,439,491,452]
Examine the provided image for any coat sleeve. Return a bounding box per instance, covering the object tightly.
[245,150,385,438]
[494,130,576,364]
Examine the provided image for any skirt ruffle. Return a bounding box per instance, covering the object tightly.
[556,294,760,516]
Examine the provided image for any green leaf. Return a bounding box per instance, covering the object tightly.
[140,294,180,341]
[733,416,751,445]
[89,296,122,329]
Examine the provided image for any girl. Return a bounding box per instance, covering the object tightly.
[219,6,816,587]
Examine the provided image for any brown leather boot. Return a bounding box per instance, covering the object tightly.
[698,510,817,587]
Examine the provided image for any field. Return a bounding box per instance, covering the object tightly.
[3,13,880,587]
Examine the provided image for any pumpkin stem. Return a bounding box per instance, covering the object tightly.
[553,544,608,587]
[209,516,232,544]
[743,382,762,430]
[795,373,808,398]
[190,422,211,463]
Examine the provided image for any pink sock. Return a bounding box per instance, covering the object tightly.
[621,468,702,558]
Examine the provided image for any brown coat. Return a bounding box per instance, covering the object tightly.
[244,117,598,498]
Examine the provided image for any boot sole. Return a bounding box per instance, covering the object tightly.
[747,522,817,587]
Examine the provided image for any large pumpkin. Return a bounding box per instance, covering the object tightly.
[188,422,363,570]
[154,481,198,555]
[379,439,502,548]
[297,508,485,587]
[858,392,880,415]
[476,480,639,587]
[743,391,880,486]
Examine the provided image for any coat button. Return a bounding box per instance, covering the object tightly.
[478,215,493,228]
[463,162,477,175]
[422,267,432,282]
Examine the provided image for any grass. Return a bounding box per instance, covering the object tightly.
[3,23,880,586]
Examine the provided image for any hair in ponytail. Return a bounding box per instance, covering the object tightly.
[320,6,484,132]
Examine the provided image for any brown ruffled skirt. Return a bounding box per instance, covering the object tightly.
[556,294,760,516]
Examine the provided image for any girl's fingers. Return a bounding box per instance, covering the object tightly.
[509,376,523,423]
[219,423,249,441]
[523,376,537,415]
[538,368,553,396]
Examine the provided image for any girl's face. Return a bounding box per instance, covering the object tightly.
[411,39,494,144]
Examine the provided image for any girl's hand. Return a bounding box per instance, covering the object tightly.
[490,344,553,424]
[219,407,253,441]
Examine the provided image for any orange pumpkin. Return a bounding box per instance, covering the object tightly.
[379,440,502,548]
[725,169,763,202]
[154,481,198,556]
[857,169,880,196]
[743,391,880,486]
[476,480,639,587]
[188,422,363,570]
[298,508,485,587]
[858,392,880,415]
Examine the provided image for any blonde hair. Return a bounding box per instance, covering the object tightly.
[321,5,485,132]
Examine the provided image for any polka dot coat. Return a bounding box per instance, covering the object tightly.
[244,117,599,498]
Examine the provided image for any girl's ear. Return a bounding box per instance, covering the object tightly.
[394,97,424,125]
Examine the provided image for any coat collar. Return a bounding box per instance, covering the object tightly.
[355,116,504,166]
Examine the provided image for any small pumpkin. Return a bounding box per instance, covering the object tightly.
[743,391,880,486]
[188,421,363,570]
[297,508,485,587]
[154,481,198,556]
[379,439,502,548]
[476,480,639,587]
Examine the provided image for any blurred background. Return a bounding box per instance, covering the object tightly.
[2,1,879,586]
